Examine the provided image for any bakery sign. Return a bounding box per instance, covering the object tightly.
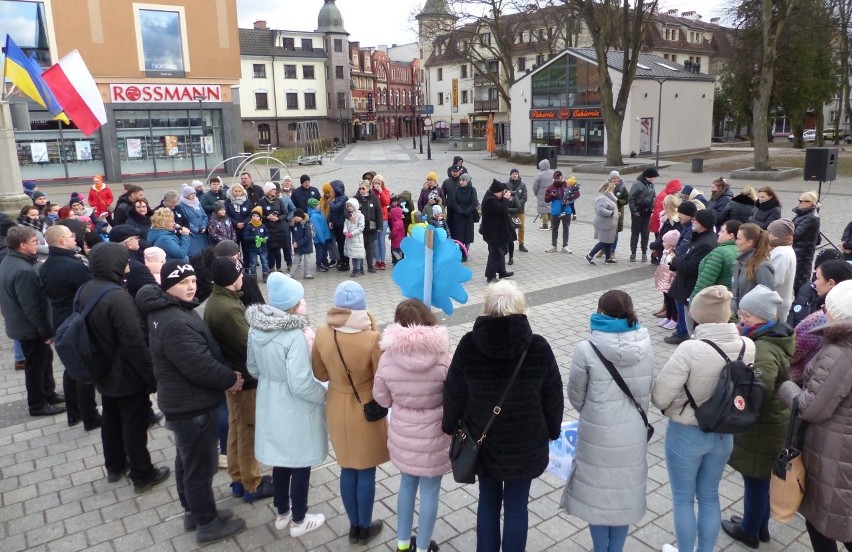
[110,84,222,103]
[529,107,602,120]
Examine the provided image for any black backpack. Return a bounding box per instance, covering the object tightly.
[684,339,765,434]
[54,283,121,385]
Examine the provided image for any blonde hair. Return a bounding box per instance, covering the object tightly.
[228,183,247,200]
[663,194,681,222]
[799,190,818,204]
[150,207,175,229]
[483,280,526,316]
[372,175,385,187]
[741,186,758,201]
[598,180,616,194]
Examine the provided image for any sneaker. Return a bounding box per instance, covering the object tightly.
[242,475,274,502]
[605,258,617,264]
[327,260,338,268]
[274,511,292,531]
[185,508,234,532]
[572,214,577,220]
[562,246,573,254]
[658,318,671,327]
[664,333,690,345]
[663,320,679,330]
[377,262,387,270]
[662,545,679,552]
[304,274,314,279]
[196,515,246,545]
[290,512,325,537]
[359,520,384,545]
[316,266,329,272]
[133,466,171,494]
[518,244,529,252]
[629,254,637,262]
[218,454,228,469]
[585,254,595,265]
[539,225,549,230]
[545,246,558,253]
[408,535,440,552]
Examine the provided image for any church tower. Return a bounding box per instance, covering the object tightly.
[318,0,352,143]
[416,0,456,62]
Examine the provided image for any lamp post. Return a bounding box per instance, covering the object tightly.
[193,95,209,176]
[654,78,668,169]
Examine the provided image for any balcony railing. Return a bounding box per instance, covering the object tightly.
[473,74,492,87]
[474,99,499,112]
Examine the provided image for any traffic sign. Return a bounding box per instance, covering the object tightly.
[423,117,433,128]
[421,104,434,115]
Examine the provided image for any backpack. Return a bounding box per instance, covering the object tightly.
[684,339,765,434]
[54,283,121,385]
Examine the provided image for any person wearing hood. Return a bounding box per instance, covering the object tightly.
[135,261,246,545]
[78,243,170,493]
[628,167,659,262]
[792,190,821,295]
[532,159,555,230]
[344,198,366,276]
[87,175,114,219]
[650,178,683,237]
[247,273,328,536]
[778,280,852,551]
[446,155,468,179]
[441,168,460,227]
[680,185,709,208]
[706,177,733,223]
[178,184,209,258]
[443,280,563,552]
[373,299,452,552]
[560,290,652,552]
[718,187,757,225]
[328,180,350,272]
[767,219,797,320]
[450,173,479,262]
[721,285,794,549]
[748,186,782,230]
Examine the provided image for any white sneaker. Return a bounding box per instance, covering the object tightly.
[218,454,227,469]
[562,246,573,254]
[661,544,678,552]
[663,319,679,330]
[658,318,671,327]
[274,512,292,531]
[289,512,325,537]
[546,246,557,253]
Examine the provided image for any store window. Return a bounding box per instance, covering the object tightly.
[134,6,189,78]
[15,112,106,182]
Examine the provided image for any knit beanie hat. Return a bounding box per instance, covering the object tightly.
[307,198,320,209]
[214,239,240,258]
[192,180,204,190]
[694,208,717,230]
[768,218,795,240]
[432,205,443,215]
[211,256,242,287]
[181,183,195,198]
[689,285,732,324]
[23,181,37,192]
[677,201,697,217]
[334,280,367,310]
[213,201,226,212]
[825,279,852,321]
[300,174,311,184]
[566,175,577,186]
[739,285,782,322]
[663,229,680,246]
[161,260,196,291]
[322,182,332,195]
[608,170,620,179]
[510,168,520,176]
[251,206,263,217]
[489,179,505,193]
[459,173,471,182]
[69,192,85,206]
[682,185,694,196]
[427,171,439,181]
[31,191,46,202]
[263,181,277,194]
[266,273,304,311]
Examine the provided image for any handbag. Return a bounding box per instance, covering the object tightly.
[449,348,529,484]
[473,206,481,223]
[588,343,654,442]
[770,400,808,523]
[333,331,388,422]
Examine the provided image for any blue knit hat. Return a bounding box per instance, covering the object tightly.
[267,273,304,311]
[334,280,367,310]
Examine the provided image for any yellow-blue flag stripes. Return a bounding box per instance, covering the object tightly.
[3,34,69,124]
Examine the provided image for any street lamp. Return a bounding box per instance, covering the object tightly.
[654,78,668,169]
[193,95,209,176]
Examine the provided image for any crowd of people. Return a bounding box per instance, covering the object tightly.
[1,167,851,552]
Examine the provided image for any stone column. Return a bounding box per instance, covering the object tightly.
[0,101,32,214]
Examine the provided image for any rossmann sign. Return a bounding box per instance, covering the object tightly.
[529,108,602,120]
[110,84,222,103]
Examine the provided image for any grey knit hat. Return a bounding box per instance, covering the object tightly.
[739,285,782,323]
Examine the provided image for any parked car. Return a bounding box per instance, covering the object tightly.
[823,128,847,140]
[788,130,816,142]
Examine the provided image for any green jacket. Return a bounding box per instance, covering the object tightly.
[690,240,738,302]
[728,322,795,478]
[614,181,629,233]
[203,285,258,389]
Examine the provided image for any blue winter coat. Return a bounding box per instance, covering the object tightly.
[328,180,349,226]
[147,228,190,261]
[179,202,209,257]
[246,304,328,467]
[292,221,314,254]
[308,207,332,244]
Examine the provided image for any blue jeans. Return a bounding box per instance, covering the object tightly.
[589,525,629,552]
[13,339,24,362]
[477,474,532,552]
[340,467,376,528]
[589,241,613,260]
[740,475,770,538]
[397,473,442,548]
[247,246,269,274]
[675,300,688,336]
[609,233,619,255]
[315,242,328,268]
[273,466,311,522]
[665,421,733,552]
[374,220,387,263]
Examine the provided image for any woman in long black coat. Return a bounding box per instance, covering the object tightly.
[480,180,515,283]
[450,173,478,261]
[792,191,821,295]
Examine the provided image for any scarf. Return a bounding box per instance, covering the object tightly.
[230,195,247,206]
[590,312,641,333]
[180,196,200,211]
[249,217,262,228]
[326,307,375,333]
[738,319,776,338]
[769,235,793,247]
[17,215,42,231]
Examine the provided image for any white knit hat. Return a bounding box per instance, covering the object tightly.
[825,279,852,321]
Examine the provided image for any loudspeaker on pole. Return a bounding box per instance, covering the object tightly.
[803,147,838,182]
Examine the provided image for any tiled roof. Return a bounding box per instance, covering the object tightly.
[239,29,328,59]
[643,15,735,57]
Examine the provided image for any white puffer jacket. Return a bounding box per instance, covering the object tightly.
[652,323,756,426]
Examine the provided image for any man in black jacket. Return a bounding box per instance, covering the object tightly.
[291,174,321,212]
[79,243,169,492]
[481,180,515,283]
[41,226,100,429]
[628,167,659,262]
[356,183,383,272]
[112,185,145,226]
[0,226,64,416]
[135,261,246,544]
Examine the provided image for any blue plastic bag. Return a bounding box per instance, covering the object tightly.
[546,421,578,480]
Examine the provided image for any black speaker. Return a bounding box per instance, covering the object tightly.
[804,147,838,181]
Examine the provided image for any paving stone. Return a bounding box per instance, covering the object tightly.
[45,532,89,552]
[26,520,66,547]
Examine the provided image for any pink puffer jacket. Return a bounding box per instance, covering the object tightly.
[373,322,452,477]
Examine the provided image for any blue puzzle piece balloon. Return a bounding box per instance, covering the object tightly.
[392,225,473,315]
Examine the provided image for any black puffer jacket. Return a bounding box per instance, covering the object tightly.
[443,314,563,480]
[40,246,91,329]
[668,229,719,303]
[707,187,733,219]
[356,192,382,236]
[480,188,513,244]
[450,182,478,244]
[749,197,782,229]
[78,243,155,398]
[792,205,821,293]
[135,282,238,420]
[718,194,756,225]
[628,176,656,216]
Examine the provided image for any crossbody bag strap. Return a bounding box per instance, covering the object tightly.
[685,338,746,411]
[478,347,529,444]
[332,330,362,405]
[588,342,651,430]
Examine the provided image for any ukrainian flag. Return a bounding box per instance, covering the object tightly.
[3,34,68,124]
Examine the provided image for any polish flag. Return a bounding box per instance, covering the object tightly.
[42,50,107,136]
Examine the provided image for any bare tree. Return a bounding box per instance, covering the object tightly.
[831,0,852,142]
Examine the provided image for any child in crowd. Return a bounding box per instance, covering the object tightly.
[650,194,682,265]
[409,210,427,236]
[290,209,314,279]
[207,201,236,244]
[389,197,406,265]
[655,229,681,330]
[95,220,110,242]
[429,205,448,234]
[243,206,270,280]
[307,198,332,272]
[144,247,167,283]
[344,198,366,277]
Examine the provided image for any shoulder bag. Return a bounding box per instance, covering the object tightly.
[333,330,388,422]
[588,342,654,442]
[449,348,529,484]
[770,399,808,523]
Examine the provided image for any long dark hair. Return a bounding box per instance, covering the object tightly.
[598,290,639,328]
[394,298,438,327]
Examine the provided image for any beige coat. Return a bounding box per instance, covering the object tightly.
[652,323,756,425]
[312,318,390,469]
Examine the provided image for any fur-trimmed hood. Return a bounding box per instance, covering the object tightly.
[245,304,308,344]
[731,193,756,206]
[812,319,852,346]
[380,323,449,372]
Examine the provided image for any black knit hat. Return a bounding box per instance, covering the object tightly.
[211,256,242,287]
[677,201,697,217]
[694,208,717,230]
[489,179,506,193]
[161,260,196,291]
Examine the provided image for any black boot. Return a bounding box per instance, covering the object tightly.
[196,516,246,545]
[721,519,759,549]
[359,520,384,545]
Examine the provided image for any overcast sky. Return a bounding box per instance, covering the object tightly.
[236,0,733,49]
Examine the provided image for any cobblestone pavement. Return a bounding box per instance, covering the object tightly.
[2,140,850,551]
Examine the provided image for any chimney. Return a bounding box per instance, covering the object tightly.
[682,10,695,17]
[710,17,720,23]
[253,20,267,30]
[666,9,678,15]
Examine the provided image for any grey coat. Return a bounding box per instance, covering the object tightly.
[731,249,776,314]
[592,192,619,244]
[560,326,653,525]
[532,159,554,215]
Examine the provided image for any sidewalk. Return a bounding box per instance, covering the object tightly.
[1,140,840,551]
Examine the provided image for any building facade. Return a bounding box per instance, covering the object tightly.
[4,0,242,184]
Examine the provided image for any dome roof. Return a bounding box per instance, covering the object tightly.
[317,0,347,34]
